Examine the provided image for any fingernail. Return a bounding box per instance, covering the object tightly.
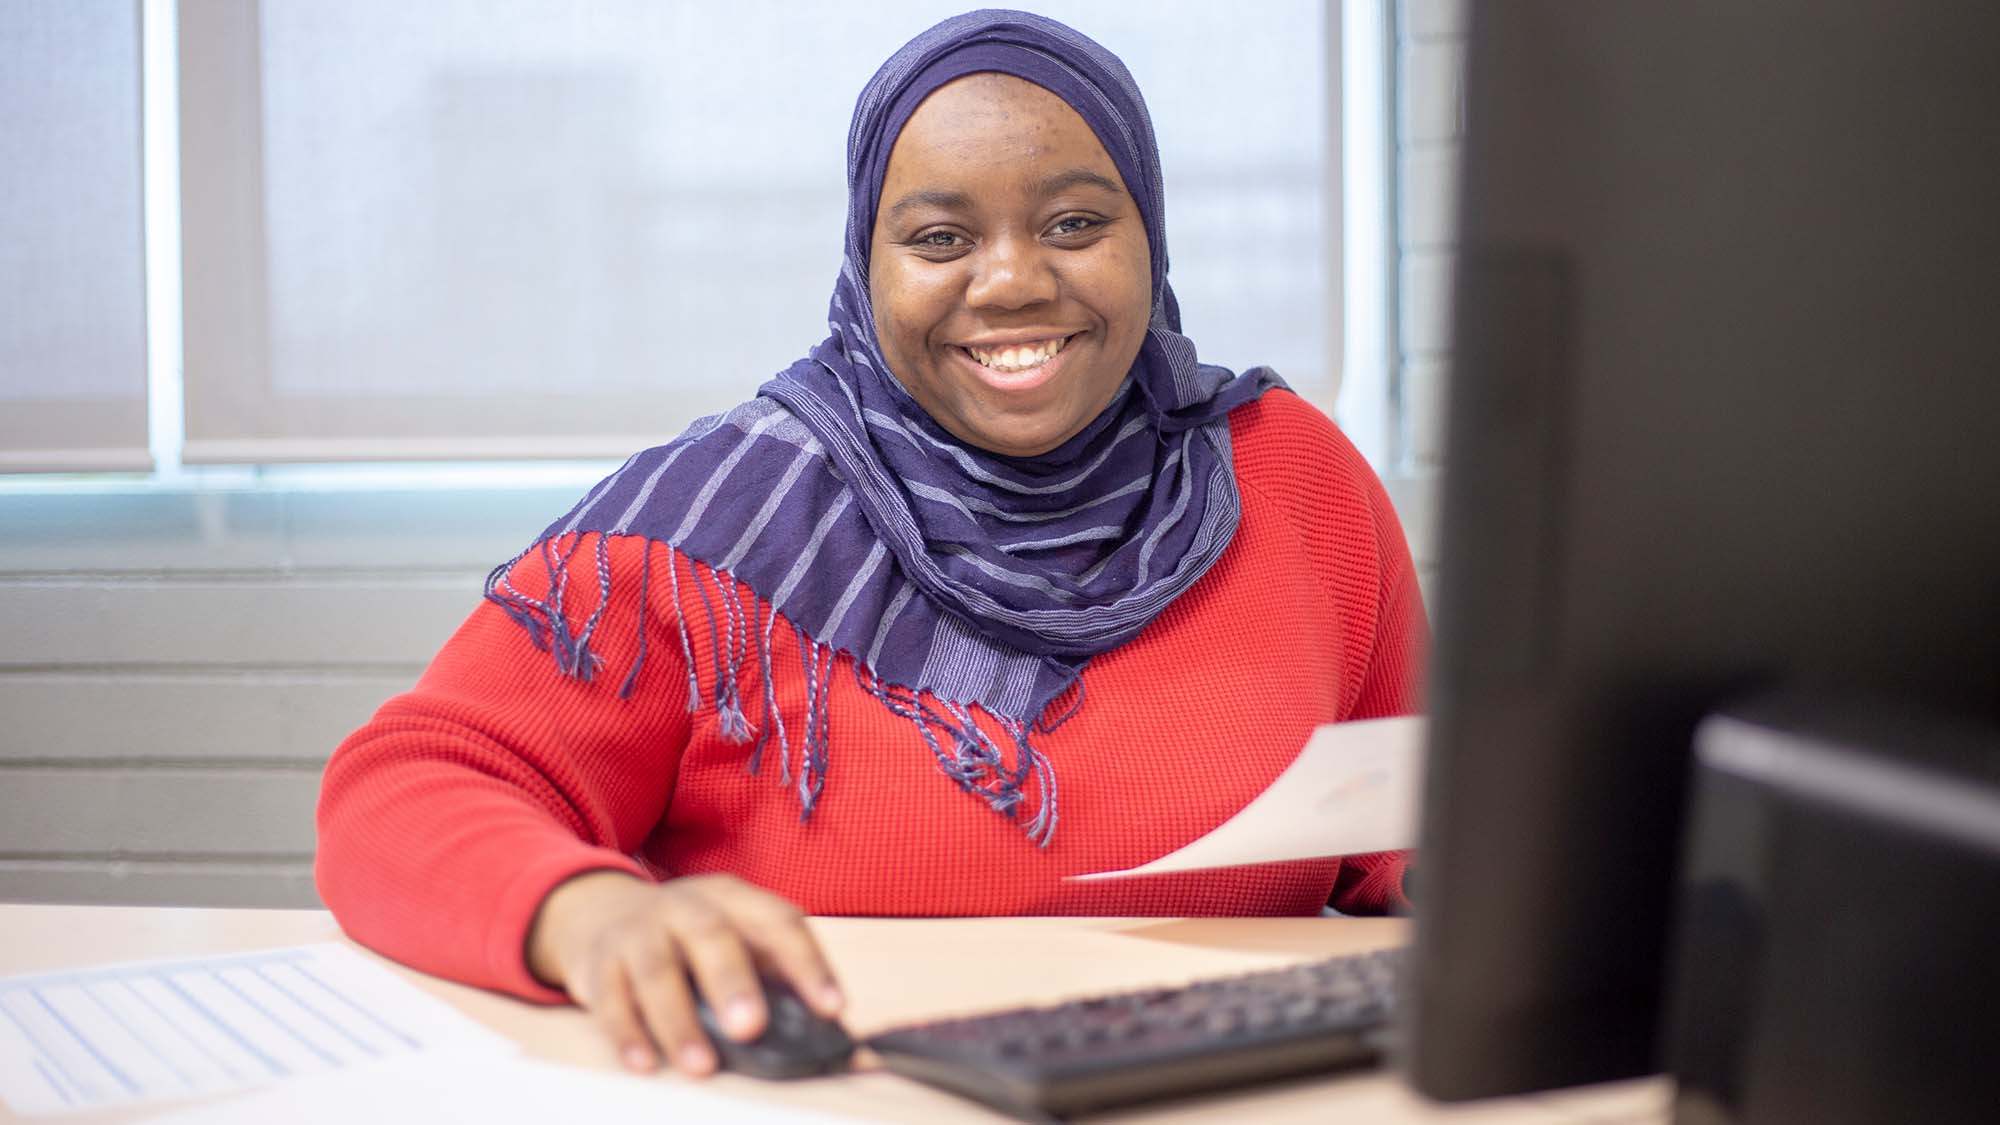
[622,1044,655,1072]
[725,996,760,1036]
[679,1044,715,1074]
[818,983,844,1011]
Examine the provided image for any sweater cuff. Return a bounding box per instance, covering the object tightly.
[484,846,652,1004]
[1328,849,1414,916]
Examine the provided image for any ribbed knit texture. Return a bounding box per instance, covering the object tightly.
[315,391,1427,1002]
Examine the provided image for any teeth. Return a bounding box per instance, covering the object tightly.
[969,337,1066,372]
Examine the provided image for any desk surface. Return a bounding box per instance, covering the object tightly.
[0,904,1667,1124]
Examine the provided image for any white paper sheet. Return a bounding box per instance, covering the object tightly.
[141,1054,865,1125]
[0,944,514,1116]
[1068,716,1427,881]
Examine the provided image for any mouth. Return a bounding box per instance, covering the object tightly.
[953,334,1078,391]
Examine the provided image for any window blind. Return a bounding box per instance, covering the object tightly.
[178,0,1333,464]
[0,0,151,474]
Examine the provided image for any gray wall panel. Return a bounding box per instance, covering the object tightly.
[1,575,483,667]
[0,767,320,855]
[0,486,579,572]
[0,672,413,763]
[279,488,578,568]
[0,492,288,572]
[0,859,319,908]
[0,485,599,908]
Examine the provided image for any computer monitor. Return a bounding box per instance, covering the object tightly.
[1404,1,2000,1100]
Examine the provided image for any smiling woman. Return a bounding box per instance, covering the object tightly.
[314,9,1426,1083]
[869,73,1152,457]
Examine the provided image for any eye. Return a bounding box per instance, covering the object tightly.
[1048,214,1104,240]
[911,229,968,254]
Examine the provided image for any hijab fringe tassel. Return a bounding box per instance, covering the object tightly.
[483,532,1059,845]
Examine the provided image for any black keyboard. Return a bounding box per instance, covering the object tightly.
[865,947,1400,1120]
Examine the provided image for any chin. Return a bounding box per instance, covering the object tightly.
[958,416,1066,458]
[1000,422,1087,458]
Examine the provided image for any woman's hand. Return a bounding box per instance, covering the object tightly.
[525,870,844,1077]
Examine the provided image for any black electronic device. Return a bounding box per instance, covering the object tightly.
[695,977,855,1080]
[865,947,1398,1119]
[1407,0,2000,1104]
[1666,694,2000,1125]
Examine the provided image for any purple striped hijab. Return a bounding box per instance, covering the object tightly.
[488,9,1281,844]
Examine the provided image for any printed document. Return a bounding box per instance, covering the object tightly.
[0,944,512,1116]
[141,1053,865,1124]
[1069,716,1427,880]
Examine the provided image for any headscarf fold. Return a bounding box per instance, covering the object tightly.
[489,9,1282,845]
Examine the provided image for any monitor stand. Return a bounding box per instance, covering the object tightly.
[1664,691,2000,1125]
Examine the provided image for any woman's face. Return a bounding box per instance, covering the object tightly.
[868,73,1153,458]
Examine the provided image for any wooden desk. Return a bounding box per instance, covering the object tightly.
[0,904,1667,1123]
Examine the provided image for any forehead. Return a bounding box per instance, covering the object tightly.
[884,72,1121,181]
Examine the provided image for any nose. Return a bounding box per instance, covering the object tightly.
[965,233,1058,310]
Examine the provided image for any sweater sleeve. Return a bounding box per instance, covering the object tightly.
[1325,445,1428,915]
[1231,391,1429,916]
[1332,436,1429,914]
[314,534,691,1001]
[1349,460,1429,722]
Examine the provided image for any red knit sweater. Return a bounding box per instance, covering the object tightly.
[315,391,1427,1002]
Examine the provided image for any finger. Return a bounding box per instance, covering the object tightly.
[623,938,715,1077]
[582,956,659,1074]
[665,895,767,1041]
[715,890,845,1017]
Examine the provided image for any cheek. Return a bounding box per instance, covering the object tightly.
[1091,239,1153,344]
[877,305,931,369]
[870,262,946,361]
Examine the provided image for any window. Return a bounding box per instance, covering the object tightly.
[173,0,1342,465]
[0,1,1386,479]
[0,0,150,472]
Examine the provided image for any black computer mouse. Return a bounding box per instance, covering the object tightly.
[695,977,855,1079]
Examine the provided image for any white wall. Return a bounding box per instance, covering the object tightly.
[0,488,573,906]
[1395,0,1466,471]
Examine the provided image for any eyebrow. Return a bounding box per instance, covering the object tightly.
[885,188,975,223]
[882,167,1127,224]
[1030,167,1126,199]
